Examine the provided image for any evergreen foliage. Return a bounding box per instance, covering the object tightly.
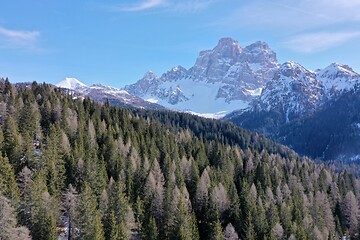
[0,80,358,239]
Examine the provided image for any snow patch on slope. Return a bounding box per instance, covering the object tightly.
[143,77,250,115]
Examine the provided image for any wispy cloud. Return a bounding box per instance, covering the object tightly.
[0,26,39,43]
[226,0,360,30]
[0,26,44,53]
[120,0,166,12]
[114,0,214,13]
[217,0,360,54]
[284,31,360,53]
[173,0,215,13]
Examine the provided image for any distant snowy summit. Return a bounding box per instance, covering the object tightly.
[254,62,360,119]
[226,60,360,126]
[56,78,164,110]
[57,77,87,91]
[125,38,280,118]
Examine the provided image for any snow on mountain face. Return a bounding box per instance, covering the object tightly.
[257,61,324,121]
[316,63,360,95]
[56,78,87,91]
[125,38,279,117]
[56,78,164,110]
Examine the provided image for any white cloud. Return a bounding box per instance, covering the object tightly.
[227,0,360,30]
[0,26,39,43]
[0,26,41,52]
[173,0,215,13]
[117,0,214,13]
[283,31,360,53]
[120,0,166,11]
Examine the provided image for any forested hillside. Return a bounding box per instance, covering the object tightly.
[0,79,359,239]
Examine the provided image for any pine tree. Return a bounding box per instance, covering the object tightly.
[0,155,20,204]
[28,172,58,240]
[211,219,223,240]
[144,216,158,240]
[104,210,119,240]
[134,196,145,237]
[176,193,199,240]
[104,178,134,239]
[42,124,65,198]
[75,183,105,240]
[3,115,23,172]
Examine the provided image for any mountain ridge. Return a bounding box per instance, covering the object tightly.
[225,60,360,160]
[56,77,165,110]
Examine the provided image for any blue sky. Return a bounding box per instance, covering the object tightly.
[0,0,360,87]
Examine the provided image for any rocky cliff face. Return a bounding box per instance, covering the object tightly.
[256,61,324,121]
[125,38,280,117]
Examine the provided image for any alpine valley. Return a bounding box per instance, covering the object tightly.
[56,38,360,162]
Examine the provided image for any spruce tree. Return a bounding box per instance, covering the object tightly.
[75,183,105,240]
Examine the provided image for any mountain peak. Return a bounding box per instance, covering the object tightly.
[56,78,87,90]
[245,41,270,51]
[277,61,313,77]
[317,63,360,93]
[170,65,187,72]
[281,61,303,69]
[217,37,240,46]
[321,63,358,76]
[142,71,158,80]
[213,37,242,56]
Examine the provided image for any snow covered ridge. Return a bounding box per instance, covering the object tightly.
[55,78,164,110]
[56,78,133,98]
[254,61,360,120]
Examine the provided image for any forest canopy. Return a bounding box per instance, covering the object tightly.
[0,79,359,239]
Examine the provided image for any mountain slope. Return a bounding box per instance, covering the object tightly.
[278,85,360,160]
[256,61,324,121]
[125,38,279,117]
[56,78,164,110]
[226,62,360,160]
[317,63,360,95]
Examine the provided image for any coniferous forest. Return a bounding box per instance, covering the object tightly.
[0,79,360,240]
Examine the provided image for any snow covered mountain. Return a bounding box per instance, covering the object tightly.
[255,61,325,121]
[125,38,280,117]
[225,61,360,160]
[56,78,164,110]
[57,78,87,91]
[317,63,360,95]
[226,62,360,120]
